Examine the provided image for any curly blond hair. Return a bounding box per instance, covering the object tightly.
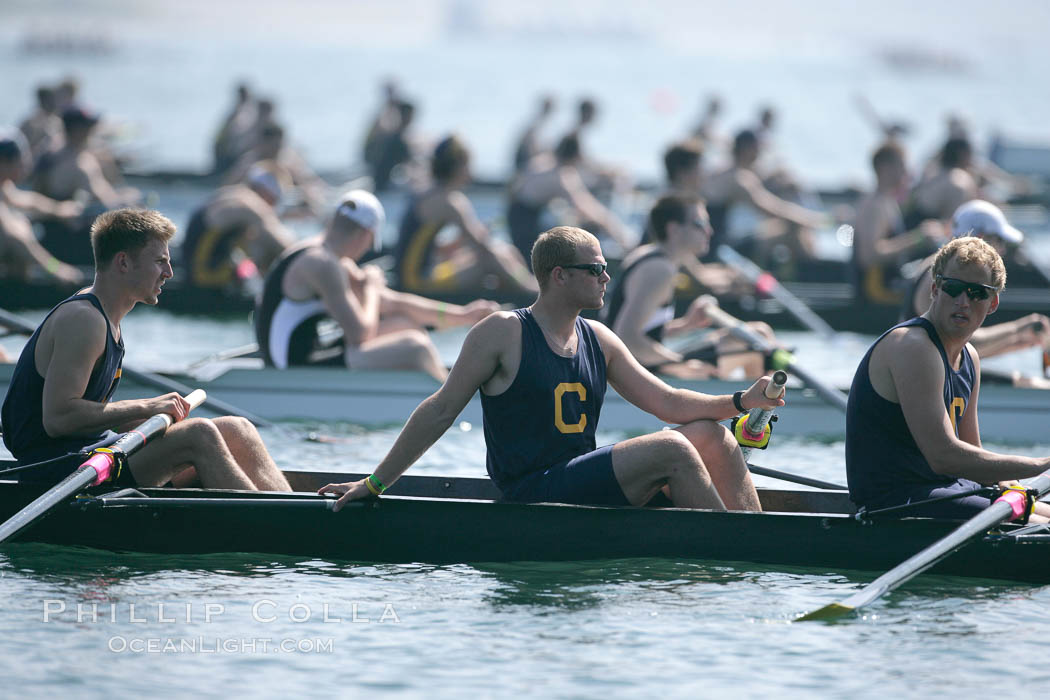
[931,236,1006,291]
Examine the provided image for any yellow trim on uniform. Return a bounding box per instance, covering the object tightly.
[862,266,904,305]
[191,226,239,288]
[400,220,459,292]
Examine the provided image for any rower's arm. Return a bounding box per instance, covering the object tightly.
[318,314,512,510]
[558,168,632,248]
[969,314,1050,358]
[853,198,932,268]
[889,331,1048,482]
[237,199,296,273]
[40,307,185,437]
[608,259,682,367]
[312,256,380,345]
[76,152,125,210]
[1,183,81,221]
[590,320,782,423]
[734,169,823,229]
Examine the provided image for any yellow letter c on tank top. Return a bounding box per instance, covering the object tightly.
[554,382,587,434]
[948,397,966,435]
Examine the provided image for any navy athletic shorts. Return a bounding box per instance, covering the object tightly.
[864,478,992,519]
[499,445,629,506]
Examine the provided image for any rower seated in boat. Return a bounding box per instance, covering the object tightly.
[903,200,1050,383]
[699,129,824,268]
[179,162,296,294]
[0,133,83,285]
[319,225,785,512]
[602,194,780,380]
[255,190,498,381]
[846,236,1050,521]
[851,142,945,309]
[0,208,290,492]
[507,134,632,266]
[394,135,536,298]
[30,106,141,266]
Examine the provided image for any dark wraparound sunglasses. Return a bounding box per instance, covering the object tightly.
[936,275,998,301]
[562,262,608,277]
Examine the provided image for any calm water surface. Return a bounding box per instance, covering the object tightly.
[3,0,1050,688]
[2,313,1050,696]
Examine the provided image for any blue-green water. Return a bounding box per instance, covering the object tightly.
[3,0,1050,693]
[3,312,1050,696]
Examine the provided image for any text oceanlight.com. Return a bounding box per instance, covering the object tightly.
[108,637,334,654]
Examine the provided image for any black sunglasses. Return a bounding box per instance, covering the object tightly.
[936,275,997,301]
[562,262,608,277]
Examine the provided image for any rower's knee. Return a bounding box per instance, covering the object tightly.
[180,417,227,453]
[213,415,256,438]
[681,419,734,455]
[653,430,704,477]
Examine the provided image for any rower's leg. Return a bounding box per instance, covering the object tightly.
[127,418,256,490]
[610,431,725,510]
[212,416,291,492]
[675,420,761,511]
[344,329,447,381]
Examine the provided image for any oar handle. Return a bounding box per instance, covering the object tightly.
[744,370,788,435]
[90,389,208,485]
[0,389,207,544]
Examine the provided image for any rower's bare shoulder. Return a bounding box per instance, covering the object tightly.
[47,300,106,337]
[470,311,521,341]
[876,325,939,371]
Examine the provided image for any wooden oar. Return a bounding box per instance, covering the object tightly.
[797,473,1050,621]
[0,389,206,545]
[716,244,838,340]
[702,304,848,412]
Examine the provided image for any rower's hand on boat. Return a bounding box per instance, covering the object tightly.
[144,392,192,423]
[683,295,718,330]
[741,375,787,411]
[316,480,369,512]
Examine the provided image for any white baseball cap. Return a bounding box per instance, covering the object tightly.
[951,199,1023,245]
[334,189,385,232]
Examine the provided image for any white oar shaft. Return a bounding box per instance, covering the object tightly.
[800,473,1050,620]
[717,245,837,339]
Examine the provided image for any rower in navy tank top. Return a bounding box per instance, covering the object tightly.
[846,317,984,517]
[318,225,788,514]
[482,307,621,504]
[1,292,126,483]
[843,236,1050,523]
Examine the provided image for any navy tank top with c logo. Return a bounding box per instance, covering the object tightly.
[481,308,606,491]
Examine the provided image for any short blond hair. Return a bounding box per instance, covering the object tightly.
[932,236,1006,291]
[531,226,597,288]
[91,208,175,270]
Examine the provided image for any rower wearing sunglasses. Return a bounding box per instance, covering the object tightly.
[320,225,785,512]
[846,235,1050,521]
[602,194,782,380]
[903,200,1050,377]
